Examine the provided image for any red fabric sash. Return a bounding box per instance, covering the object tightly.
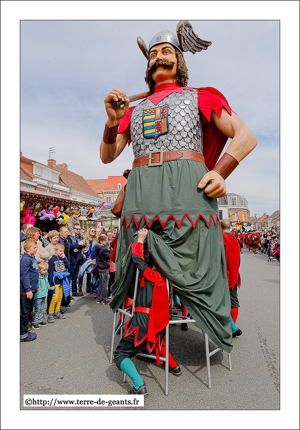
[134,307,150,314]
[109,235,118,263]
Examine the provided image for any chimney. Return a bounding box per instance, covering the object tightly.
[48,158,56,167]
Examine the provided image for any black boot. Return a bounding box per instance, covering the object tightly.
[233,328,242,338]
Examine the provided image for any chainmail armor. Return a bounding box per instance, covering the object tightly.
[131,89,203,159]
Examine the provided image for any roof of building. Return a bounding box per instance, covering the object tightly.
[20,155,62,185]
[103,176,127,191]
[53,165,99,197]
[20,164,35,180]
[259,213,269,222]
[85,179,108,194]
[20,154,36,164]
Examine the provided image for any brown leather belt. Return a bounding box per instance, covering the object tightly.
[132,149,206,169]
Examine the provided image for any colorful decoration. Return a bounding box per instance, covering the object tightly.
[56,213,69,225]
[38,208,56,221]
[22,208,36,225]
[53,206,60,216]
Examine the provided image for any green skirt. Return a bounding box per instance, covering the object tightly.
[110,160,232,353]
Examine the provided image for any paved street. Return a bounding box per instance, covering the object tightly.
[20,250,280,412]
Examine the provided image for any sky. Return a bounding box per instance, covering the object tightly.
[1,3,299,430]
[19,19,281,217]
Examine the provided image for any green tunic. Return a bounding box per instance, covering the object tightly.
[110,159,232,353]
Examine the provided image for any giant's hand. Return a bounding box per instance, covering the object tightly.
[198,171,226,198]
[104,88,130,125]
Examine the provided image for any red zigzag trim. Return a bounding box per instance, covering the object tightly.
[120,213,220,229]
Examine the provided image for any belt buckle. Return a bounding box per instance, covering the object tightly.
[148,150,163,167]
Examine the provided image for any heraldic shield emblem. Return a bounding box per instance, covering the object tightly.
[143,105,168,139]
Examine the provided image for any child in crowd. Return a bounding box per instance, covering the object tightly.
[40,231,50,247]
[66,209,79,236]
[94,234,111,305]
[48,244,70,322]
[20,239,40,342]
[32,262,50,329]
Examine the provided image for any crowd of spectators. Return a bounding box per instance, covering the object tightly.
[233,224,280,262]
[258,226,280,262]
[20,209,118,342]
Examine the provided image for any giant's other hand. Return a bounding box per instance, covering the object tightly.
[104,88,130,123]
[198,171,226,198]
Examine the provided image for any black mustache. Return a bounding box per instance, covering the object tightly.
[147,59,175,75]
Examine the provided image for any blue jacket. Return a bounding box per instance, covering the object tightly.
[20,253,39,294]
[48,255,70,287]
[68,234,84,265]
[34,274,50,299]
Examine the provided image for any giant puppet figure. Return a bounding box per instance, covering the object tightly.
[100,21,257,353]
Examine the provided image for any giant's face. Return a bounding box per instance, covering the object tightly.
[149,43,178,84]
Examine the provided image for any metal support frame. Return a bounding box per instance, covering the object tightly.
[110,269,232,394]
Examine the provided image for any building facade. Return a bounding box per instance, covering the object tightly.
[218,192,250,227]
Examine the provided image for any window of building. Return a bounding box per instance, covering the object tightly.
[231,197,237,206]
[106,195,111,203]
[34,165,43,177]
[233,212,237,221]
[219,210,223,220]
[117,183,122,191]
[51,171,58,182]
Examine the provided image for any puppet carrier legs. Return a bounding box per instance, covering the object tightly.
[110,268,232,395]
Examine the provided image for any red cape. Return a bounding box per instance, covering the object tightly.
[117,83,232,171]
[109,234,119,263]
[223,232,241,289]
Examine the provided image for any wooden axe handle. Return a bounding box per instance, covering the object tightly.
[111,91,151,108]
[128,91,151,102]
